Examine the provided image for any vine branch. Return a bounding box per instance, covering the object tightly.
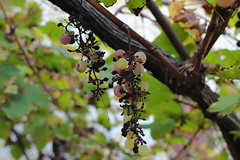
[190,2,239,73]
[146,0,190,60]
[86,0,186,82]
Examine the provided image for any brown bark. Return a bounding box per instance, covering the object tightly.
[47,0,240,159]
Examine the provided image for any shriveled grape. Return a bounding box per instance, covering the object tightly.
[86,91,97,103]
[113,85,126,97]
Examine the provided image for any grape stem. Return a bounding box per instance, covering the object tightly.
[85,0,186,82]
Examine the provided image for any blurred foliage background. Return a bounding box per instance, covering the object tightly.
[0,0,239,159]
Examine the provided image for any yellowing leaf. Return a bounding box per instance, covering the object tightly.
[169,1,184,20]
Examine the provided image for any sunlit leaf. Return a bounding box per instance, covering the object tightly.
[208,94,240,115]
[127,0,146,15]
[142,118,175,139]
[99,0,117,7]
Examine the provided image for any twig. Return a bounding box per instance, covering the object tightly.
[86,0,186,82]
[146,0,190,60]
[12,128,30,160]
[173,119,204,160]
[190,2,239,73]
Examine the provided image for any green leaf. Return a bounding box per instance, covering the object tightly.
[2,84,50,119]
[141,73,181,120]
[31,124,52,150]
[214,66,240,80]
[99,0,117,7]
[4,84,18,95]
[53,46,73,58]
[40,21,65,42]
[208,94,240,115]
[98,111,111,130]
[153,24,189,59]
[216,152,228,160]
[230,130,240,141]
[0,119,11,139]
[128,0,146,15]
[51,123,73,140]
[11,144,22,159]
[141,118,175,139]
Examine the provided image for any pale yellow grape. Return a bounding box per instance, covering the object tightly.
[123,113,132,123]
[114,58,128,73]
[134,51,147,64]
[133,64,144,76]
[124,139,135,150]
[76,60,87,73]
[138,81,149,91]
[138,145,151,156]
[216,0,236,7]
[135,101,146,110]
[126,131,137,139]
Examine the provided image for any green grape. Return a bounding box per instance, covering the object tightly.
[76,60,87,73]
[123,113,132,123]
[135,101,146,110]
[114,49,126,60]
[126,131,137,139]
[113,85,125,97]
[134,51,147,64]
[124,138,135,150]
[133,64,144,76]
[114,58,128,73]
[138,145,151,156]
[138,81,149,91]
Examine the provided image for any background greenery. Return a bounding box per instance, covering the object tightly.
[0,0,239,159]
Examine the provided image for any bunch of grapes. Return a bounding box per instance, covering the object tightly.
[58,15,108,103]
[112,49,151,156]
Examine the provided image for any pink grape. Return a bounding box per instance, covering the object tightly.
[60,33,72,45]
[114,49,126,60]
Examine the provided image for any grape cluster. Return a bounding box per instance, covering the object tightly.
[58,15,108,103]
[111,49,150,155]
